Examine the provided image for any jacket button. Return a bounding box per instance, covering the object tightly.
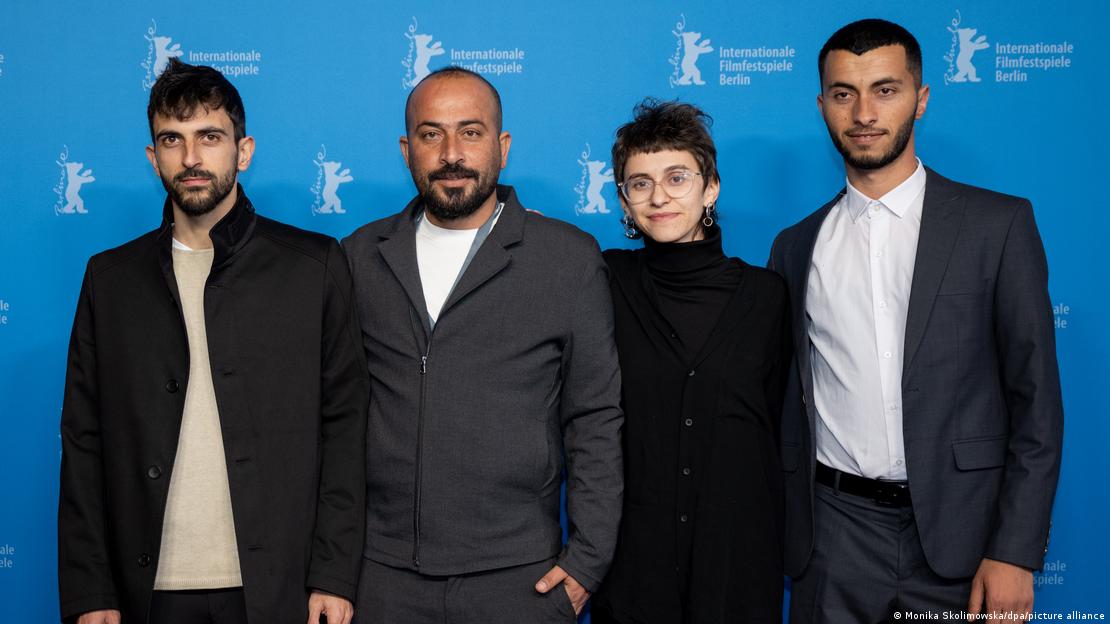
[165,379,179,393]
[687,370,696,377]
[147,465,162,479]
[679,514,688,523]
[138,553,151,567]
[681,467,691,476]
[684,418,693,427]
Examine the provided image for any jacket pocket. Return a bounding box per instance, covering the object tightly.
[952,435,1007,470]
[780,444,800,473]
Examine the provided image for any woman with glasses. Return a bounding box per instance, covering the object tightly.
[591,99,790,624]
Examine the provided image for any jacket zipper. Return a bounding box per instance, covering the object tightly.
[413,340,432,569]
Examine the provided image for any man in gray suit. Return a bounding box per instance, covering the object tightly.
[342,67,623,623]
[769,19,1063,622]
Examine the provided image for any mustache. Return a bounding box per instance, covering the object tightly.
[174,167,215,183]
[428,163,480,181]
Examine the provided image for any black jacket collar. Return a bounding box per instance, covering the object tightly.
[156,184,258,269]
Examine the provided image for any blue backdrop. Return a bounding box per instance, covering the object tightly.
[1,1,1107,620]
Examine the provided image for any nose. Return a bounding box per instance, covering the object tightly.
[853,93,878,127]
[439,133,462,165]
[649,179,670,207]
[182,139,202,169]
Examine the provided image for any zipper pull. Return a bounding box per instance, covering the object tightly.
[420,355,427,375]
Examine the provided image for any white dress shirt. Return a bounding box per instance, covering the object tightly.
[806,161,926,480]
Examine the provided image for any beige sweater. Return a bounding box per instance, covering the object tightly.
[154,246,242,590]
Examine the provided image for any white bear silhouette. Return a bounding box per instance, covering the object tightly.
[677,31,713,85]
[581,161,614,214]
[413,34,445,84]
[952,27,988,83]
[319,161,353,214]
[61,162,95,214]
[153,36,184,77]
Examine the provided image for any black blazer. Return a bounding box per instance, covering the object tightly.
[768,168,1063,579]
[595,249,790,623]
[58,190,369,622]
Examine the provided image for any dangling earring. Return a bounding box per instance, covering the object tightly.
[622,213,639,239]
[702,203,716,228]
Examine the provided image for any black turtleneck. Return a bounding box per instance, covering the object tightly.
[642,226,743,360]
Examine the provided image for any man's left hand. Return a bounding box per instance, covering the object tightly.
[308,590,354,624]
[535,564,589,615]
[966,558,1034,621]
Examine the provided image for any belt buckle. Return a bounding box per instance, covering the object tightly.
[873,481,909,507]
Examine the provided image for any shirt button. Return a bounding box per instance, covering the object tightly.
[883,352,892,359]
[679,514,688,523]
[878,301,887,308]
[875,251,883,258]
[684,418,693,427]
[147,465,162,479]
[687,370,696,377]
[895,459,904,466]
[682,467,691,476]
[137,553,151,567]
[165,379,179,393]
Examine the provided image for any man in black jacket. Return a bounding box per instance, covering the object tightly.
[57,59,368,624]
[343,67,623,623]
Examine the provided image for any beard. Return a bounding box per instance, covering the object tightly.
[828,108,916,171]
[161,164,238,217]
[415,162,499,222]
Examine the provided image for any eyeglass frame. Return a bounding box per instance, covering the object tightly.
[617,170,705,204]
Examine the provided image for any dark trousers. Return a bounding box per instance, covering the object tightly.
[149,588,247,624]
[789,482,972,624]
[355,557,577,624]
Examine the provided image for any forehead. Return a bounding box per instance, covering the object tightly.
[407,75,498,126]
[152,105,234,133]
[822,45,911,86]
[624,149,700,176]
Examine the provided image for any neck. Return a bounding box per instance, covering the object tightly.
[171,185,239,250]
[425,191,499,230]
[844,143,919,200]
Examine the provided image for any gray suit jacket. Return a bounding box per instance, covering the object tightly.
[341,185,623,591]
[768,168,1063,579]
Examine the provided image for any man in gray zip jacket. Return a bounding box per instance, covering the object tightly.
[342,67,623,623]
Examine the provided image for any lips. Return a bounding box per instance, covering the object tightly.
[648,212,681,222]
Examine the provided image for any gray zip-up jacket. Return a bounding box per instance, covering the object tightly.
[341,185,623,591]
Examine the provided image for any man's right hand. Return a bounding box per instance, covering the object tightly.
[77,610,121,624]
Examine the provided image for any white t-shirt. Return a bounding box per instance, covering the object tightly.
[416,216,481,324]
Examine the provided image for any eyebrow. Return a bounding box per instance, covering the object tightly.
[827,76,904,92]
[626,165,694,178]
[415,119,489,130]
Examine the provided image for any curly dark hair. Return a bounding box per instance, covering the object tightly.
[610,98,719,191]
[147,58,246,142]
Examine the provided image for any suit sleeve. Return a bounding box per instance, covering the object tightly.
[306,241,370,600]
[58,262,120,620]
[555,241,624,593]
[985,200,1064,570]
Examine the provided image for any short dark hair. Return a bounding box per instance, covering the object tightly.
[818,19,923,88]
[405,66,503,132]
[611,98,719,190]
[147,58,247,142]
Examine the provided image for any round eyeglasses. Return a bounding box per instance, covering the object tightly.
[618,170,704,205]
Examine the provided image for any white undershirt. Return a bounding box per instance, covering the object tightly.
[415,211,500,324]
[806,160,926,480]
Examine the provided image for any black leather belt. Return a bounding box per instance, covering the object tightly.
[816,462,911,507]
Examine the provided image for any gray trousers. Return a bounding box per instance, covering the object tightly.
[789,483,973,624]
[354,557,577,624]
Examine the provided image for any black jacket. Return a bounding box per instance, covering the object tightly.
[341,186,623,591]
[58,189,369,623]
[594,248,790,623]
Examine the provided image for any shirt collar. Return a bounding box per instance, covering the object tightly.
[843,159,926,222]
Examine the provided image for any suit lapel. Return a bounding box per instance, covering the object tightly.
[439,186,526,317]
[903,170,965,382]
[378,199,431,336]
[790,195,840,393]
